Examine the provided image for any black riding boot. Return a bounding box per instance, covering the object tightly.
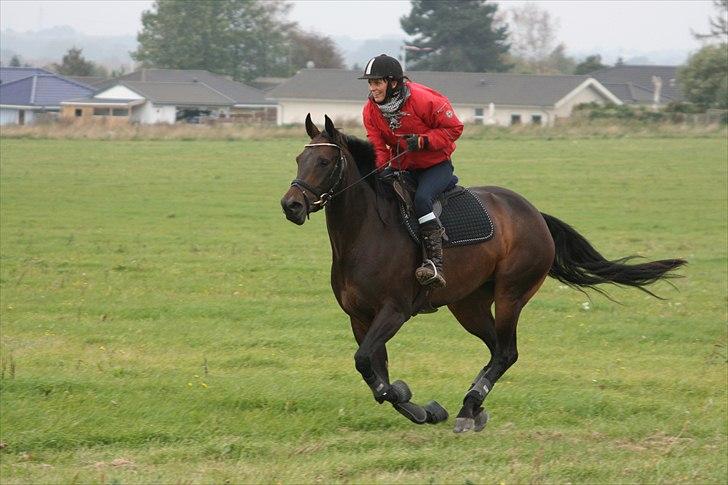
[415,220,446,288]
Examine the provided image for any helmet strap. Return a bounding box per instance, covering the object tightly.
[384,79,401,103]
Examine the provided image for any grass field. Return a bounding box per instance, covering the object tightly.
[0,134,726,484]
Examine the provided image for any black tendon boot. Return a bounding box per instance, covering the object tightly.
[415,220,446,288]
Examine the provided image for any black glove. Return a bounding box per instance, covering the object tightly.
[404,134,428,151]
[379,165,396,180]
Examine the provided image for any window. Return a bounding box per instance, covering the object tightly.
[75,108,82,117]
[531,114,542,125]
[474,107,484,124]
[510,114,521,125]
[112,108,129,116]
[93,107,110,116]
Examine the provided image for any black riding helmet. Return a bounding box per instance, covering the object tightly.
[358,54,403,81]
[359,54,405,103]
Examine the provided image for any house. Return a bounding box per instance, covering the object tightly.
[89,69,277,123]
[0,67,94,125]
[267,69,622,126]
[590,65,684,106]
[61,80,240,125]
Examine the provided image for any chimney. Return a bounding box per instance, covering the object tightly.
[652,75,662,110]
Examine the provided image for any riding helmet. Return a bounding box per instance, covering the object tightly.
[359,54,403,80]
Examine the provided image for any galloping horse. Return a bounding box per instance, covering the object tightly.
[280,115,686,433]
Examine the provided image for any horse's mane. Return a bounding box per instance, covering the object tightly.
[343,134,377,187]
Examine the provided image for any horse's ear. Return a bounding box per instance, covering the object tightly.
[305,113,320,139]
[324,115,337,137]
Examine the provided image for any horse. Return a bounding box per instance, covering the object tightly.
[280,114,686,433]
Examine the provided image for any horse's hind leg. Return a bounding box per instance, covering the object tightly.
[452,274,547,433]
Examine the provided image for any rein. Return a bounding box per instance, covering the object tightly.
[290,142,409,216]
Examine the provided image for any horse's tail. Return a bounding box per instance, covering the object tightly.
[541,212,686,298]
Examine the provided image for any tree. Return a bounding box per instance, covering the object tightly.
[9,55,22,67]
[693,0,728,41]
[51,47,107,77]
[133,0,293,82]
[504,2,575,74]
[679,44,728,108]
[507,2,556,64]
[574,54,607,75]
[286,29,345,73]
[400,0,511,72]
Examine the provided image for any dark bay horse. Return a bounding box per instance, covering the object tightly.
[280,115,686,433]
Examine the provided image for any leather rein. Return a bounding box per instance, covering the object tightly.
[290,142,409,217]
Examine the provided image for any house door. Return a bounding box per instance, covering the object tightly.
[18,110,25,125]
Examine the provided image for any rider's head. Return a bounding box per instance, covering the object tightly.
[359,54,404,104]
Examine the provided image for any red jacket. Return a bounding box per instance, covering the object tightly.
[363,81,464,170]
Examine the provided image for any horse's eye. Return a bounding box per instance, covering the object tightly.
[318,157,330,167]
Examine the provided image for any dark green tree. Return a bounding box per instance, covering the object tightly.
[693,0,728,41]
[51,47,108,77]
[9,55,22,67]
[679,44,728,109]
[132,0,293,82]
[400,0,511,72]
[574,54,607,74]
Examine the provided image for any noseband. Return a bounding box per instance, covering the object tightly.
[290,142,348,215]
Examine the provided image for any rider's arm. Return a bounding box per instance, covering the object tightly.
[363,105,393,168]
[421,95,464,151]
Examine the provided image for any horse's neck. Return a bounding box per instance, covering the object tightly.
[324,167,387,259]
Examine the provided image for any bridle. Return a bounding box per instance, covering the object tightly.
[290,142,348,215]
[290,141,410,217]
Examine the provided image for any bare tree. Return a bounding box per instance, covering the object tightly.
[505,2,574,74]
[507,2,558,63]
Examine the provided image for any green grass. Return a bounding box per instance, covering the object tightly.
[0,135,726,484]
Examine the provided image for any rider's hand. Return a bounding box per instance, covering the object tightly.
[379,165,396,180]
[404,134,428,151]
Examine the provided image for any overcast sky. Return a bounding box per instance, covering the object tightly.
[0,0,717,53]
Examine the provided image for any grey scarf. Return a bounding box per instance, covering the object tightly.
[373,83,411,130]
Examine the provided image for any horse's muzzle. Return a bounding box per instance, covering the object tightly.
[281,191,307,225]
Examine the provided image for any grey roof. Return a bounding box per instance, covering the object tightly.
[268,69,607,107]
[97,69,274,105]
[591,65,684,102]
[600,82,669,105]
[118,81,235,106]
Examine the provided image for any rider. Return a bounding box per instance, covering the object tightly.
[360,54,463,288]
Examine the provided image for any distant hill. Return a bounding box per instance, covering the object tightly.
[1,26,689,74]
[0,25,136,70]
[332,35,406,69]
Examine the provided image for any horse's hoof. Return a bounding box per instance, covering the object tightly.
[473,409,490,432]
[453,417,474,433]
[389,380,412,403]
[424,400,449,424]
[393,401,428,424]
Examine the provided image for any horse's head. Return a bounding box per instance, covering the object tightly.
[281,114,348,225]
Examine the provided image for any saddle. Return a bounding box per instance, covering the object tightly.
[387,172,495,248]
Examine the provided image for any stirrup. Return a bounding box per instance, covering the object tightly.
[419,259,440,285]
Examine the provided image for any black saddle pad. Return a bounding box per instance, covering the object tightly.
[400,186,495,247]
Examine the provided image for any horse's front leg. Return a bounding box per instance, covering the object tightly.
[350,307,408,405]
[350,308,448,425]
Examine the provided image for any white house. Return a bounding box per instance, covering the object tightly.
[268,69,622,126]
[61,69,277,124]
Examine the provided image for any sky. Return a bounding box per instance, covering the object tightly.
[0,0,718,53]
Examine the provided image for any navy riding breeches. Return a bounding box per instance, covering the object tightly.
[410,160,458,219]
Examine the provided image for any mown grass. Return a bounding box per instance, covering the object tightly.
[0,134,726,484]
